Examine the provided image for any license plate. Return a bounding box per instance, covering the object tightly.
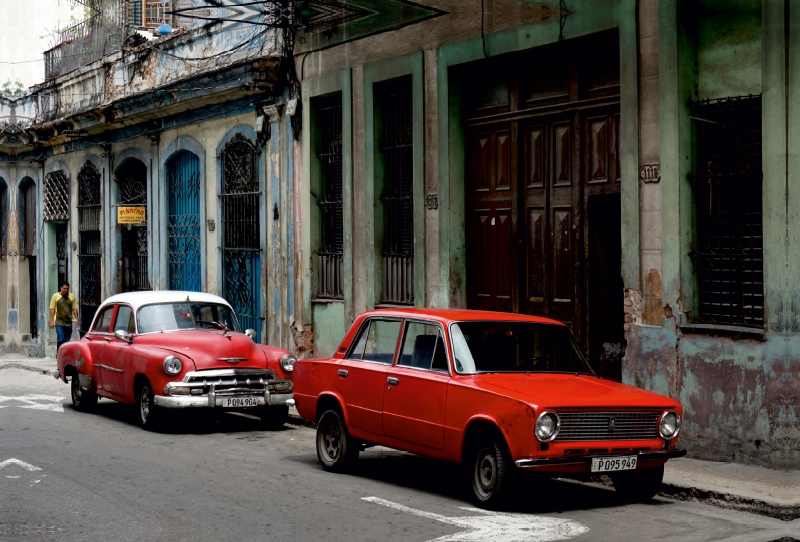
[591,456,637,473]
[221,397,259,408]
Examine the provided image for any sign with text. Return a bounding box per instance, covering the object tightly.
[118,206,146,224]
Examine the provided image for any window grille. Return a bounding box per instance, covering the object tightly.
[44,170,70,222]
[56,223,68,286]
[220,134,263,340]
[78,163,102,232]
[19,179,36,257]
[0,180,7,257]
[128,0,171,28]
[378,77,414,305]
[78,163,103,335]
[115,160,150,292]
[693,95,764,327]
[315,94,344,299]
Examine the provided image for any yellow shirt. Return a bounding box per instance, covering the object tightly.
[50,293,77,326]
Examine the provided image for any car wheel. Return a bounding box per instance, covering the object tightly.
[611,465,664,503]
[70,374,97,411]
[259,405,289,431]
[138,382,162,431]
[316,409,359,472]
[469,436,513,509]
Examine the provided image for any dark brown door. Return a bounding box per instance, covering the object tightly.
[467,126,515,313]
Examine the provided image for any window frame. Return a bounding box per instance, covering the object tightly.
[344,317,403,366]
[395,319,451,375]
[91,305,117,335]
[112,304,137,335]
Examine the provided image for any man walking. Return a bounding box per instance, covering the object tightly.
[50,281,79,352]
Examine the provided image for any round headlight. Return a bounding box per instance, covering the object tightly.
[659,411,681,440]
[535,411,560,442]
[163,356,182,376]
[280,354,297,373]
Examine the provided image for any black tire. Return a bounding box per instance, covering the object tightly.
[316,409,359,472]
[137,381,162,431]
[611,465,664,503]
[469,436,514,509]
[70,374,97,411]
[259,405,289,430]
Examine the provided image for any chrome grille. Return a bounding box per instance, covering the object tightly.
[184,369,280,395]
[555,411,660,442]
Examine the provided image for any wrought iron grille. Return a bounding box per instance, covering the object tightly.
[220,134,262,339]
[379,78,414,305]
[315,94,344,299]
[693,95,763,327]
[28,255,38,339]
[0,180,7,257]
[56,224,68,286]
[18,179,36,257]
[168,151,202,292]
[79,231,102,336]
[44,170,70,222]
[116,160,150,292]
[78,163,102,231]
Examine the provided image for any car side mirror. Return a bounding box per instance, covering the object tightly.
[245,329,257,341]
[115,330,133,344]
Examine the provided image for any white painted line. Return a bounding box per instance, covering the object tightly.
[19,403,64,413]
[23,395,65,402]
[0,459,43,472]
[362,497,589,542]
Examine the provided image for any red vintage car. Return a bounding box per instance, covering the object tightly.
[294,309,685,508]
[55,291,296,430]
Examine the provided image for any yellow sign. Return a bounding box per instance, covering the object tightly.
[118,206,146,224]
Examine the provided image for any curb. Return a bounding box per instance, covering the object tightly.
[0,363,55,377]
[659,483,800,522]
[286,413,316,429]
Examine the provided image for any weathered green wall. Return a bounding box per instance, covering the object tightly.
[312,302,347,359]
[697,12,762,100]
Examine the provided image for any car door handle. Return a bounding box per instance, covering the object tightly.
[387,377,399,386]
[104,337,112,342]
[337,369,348,378]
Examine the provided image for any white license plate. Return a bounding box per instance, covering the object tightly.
[591,456,637,473]
[221,397,259,408]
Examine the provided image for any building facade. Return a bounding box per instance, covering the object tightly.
[0,0,797,468]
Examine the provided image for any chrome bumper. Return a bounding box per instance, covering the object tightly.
[514,449,687,469]
[154,393,295,409]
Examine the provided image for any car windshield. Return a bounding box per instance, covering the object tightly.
[449,321,593,375]
[137,302,240,334]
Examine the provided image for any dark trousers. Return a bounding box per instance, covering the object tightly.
[55,325,73,352]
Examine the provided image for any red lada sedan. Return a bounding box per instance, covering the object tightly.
[294,309,685,508]
[55,291,296,431]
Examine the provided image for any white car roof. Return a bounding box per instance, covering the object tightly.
[99,291,233,312]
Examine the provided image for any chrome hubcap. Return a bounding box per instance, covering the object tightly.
[321,420,341,460]
[475,449,496,497]
[140,388,150,422]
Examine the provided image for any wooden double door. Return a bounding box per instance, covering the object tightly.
[466,106,624,380]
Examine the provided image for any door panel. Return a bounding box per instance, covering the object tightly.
[383,368,449,449]
[168,151,202,292]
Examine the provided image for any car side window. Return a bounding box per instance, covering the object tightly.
[347,319,401,364]
[93,307,114,333]
[399,322,449,373]
[114,306,135,334]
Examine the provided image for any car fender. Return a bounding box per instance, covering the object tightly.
[123,346,197,401]
[314,390,351,426]
[56,341,94,384]
[256,344,294,380]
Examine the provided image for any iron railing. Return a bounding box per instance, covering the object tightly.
[315,94,344,299]
[78,162,102,231]
[220,134,263,340]
[116,160,150,292]
[56,224,68,287]
[379,78,414,305]
[693,95,763,328]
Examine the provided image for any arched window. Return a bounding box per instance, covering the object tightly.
[78,162,102,335]
[220,134,261,339]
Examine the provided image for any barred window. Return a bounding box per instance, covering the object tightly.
[0,179,7,257]
[377,76,414,305]
[693,95,764,327]
[43,170,70,222]
[314,94,344,299]
[128,0,171,29]
[19,178,36,257]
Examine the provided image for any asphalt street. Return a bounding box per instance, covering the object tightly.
[0,368,798,542]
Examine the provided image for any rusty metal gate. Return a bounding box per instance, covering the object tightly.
[167,151,202,291]
[116,159,150,292]
[78,162,102,334]
[220,134,262,340]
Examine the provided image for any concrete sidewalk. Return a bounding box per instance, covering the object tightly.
[2,353,798,519]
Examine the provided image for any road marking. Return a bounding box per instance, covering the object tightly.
[0,459,43,472]
[0,395,64,413]
[363,497,589,542]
